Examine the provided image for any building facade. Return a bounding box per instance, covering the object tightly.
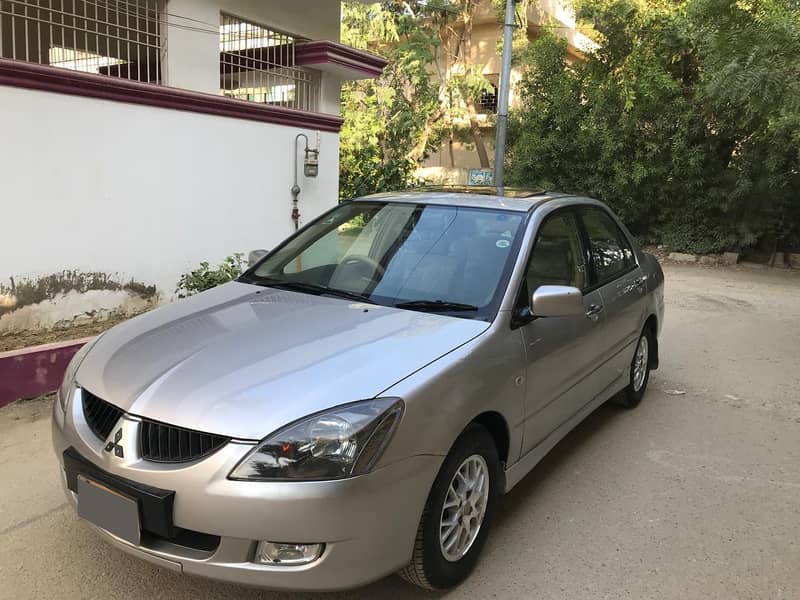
[0,0,384,335]
[419,0,595,183]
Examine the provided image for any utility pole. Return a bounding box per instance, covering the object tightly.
[494,0,516,196]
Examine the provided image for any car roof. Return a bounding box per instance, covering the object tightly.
[355,187,576,212]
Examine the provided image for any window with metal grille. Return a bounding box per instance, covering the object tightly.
[0,0,162,83]
[219,12,319,113]
[478,83,498,114]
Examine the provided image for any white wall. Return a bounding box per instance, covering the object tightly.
[164,0,220,94]
[0,84,340,309]
[0,0,353,334]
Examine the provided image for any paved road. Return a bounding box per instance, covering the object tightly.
[1,264,799,600]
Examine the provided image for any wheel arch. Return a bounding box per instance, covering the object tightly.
[470,411,510,468]
[644,314,659,370]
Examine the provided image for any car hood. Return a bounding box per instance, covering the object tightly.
[76,282,489,440]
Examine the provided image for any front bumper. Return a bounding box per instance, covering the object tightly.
[52,390,442,591]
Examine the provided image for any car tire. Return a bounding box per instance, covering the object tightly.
[398,424,501,591]
[614,324,654,409]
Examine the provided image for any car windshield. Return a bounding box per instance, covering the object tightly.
[241,201,525,319]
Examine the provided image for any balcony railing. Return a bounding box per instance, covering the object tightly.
[0,0,162,83]
[219,13,319,113]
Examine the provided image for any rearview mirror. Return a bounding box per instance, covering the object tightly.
[248,249,270,267]
[531,285,584,317]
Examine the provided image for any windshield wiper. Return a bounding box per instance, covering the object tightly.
[320,286,377,304]
[394,300,479,312]
[255,278,377,304]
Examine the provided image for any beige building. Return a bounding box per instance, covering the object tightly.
[419,0,596,184]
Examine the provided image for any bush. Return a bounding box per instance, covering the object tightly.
[176,254,245,298]
[654,222,736,256]
[506,1,800,256]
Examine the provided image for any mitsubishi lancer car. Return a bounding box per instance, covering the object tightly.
[53,189,664,591]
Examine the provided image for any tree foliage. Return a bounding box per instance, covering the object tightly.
[340,2,445,199]
[339,1,502,200]
[506,0,800,254]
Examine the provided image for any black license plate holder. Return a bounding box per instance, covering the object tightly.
[63,447,176,539]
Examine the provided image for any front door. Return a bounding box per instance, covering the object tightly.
[518,211,605,454]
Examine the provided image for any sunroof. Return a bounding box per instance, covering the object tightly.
[412,185,547,198]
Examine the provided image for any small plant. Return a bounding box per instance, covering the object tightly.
[176,254,245,298]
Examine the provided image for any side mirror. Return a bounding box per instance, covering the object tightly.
[248,249,269,267]
[531,285,584,317]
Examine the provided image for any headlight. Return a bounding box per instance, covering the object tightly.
[57,338,98,412]
[229,398,404,481]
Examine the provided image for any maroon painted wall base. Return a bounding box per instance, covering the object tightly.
[0,338,92,408]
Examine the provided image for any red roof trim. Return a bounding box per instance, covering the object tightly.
[296,41,387,78]
[0,59,344,132]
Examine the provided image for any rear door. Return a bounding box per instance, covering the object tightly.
[578,207,645,389]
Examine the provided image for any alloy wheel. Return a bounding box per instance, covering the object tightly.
[439,454,490,562]
[632,334,649,392]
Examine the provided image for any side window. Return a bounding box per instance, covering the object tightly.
[581,209,634,283]
[525,212,587,296]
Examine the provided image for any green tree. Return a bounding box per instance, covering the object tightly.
[506,0,800,254]
[340,2,447,199]
[690,0,800,251]
[339,1,502,199]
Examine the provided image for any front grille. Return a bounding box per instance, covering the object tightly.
[140,420,229,463]
[81,388,229,463]
[82,390,124,441]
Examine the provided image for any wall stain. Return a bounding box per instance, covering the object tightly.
[0,271,156,318]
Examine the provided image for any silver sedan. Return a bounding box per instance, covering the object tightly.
[52,189,664,591]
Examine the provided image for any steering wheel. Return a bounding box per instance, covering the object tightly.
[339,254,386,278]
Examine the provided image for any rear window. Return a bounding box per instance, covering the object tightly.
[581,209,635,283]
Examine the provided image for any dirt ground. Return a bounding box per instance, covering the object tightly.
[0,263,798,600]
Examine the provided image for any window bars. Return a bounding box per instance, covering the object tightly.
[478,84,499,114]
[219,13,319,113]
[0,0,162,83]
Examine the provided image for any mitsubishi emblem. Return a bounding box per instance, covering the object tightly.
[104,428,124,458]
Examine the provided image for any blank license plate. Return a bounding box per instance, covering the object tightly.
[78,475,141,545]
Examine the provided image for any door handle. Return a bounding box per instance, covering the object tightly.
[617,276,647,295]
[585,304,604,322]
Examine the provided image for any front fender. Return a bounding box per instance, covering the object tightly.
[377,315,526,470]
